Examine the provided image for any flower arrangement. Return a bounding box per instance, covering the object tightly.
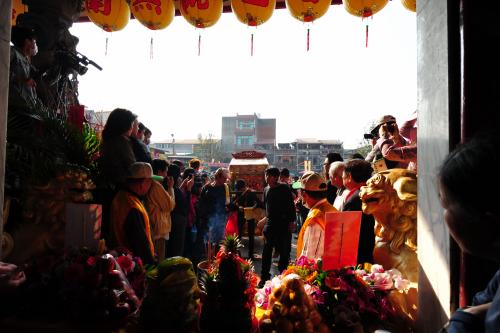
[6,247,145,330]
[356,264,410,292]
[256,256,411,333]
[256,256,322,310]
[200,235,259,333]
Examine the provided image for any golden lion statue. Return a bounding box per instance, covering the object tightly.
[359,169,418,282]
[360,169,418,327]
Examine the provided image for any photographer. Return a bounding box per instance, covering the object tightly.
[365,115,413,171]
[9,26,38,107]
[364,127,381,166]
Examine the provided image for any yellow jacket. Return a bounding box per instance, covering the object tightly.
[296,198,337,257]
[110,190,155,257]
[145,180,175,240]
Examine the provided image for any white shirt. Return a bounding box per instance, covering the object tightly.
[301,223,324,260]
[333,188,348,210]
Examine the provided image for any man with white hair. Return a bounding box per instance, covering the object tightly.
[328,161,347,210]
[110,162,155,264]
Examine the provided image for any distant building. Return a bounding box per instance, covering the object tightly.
[150,138,222,162]
[274,139,344,175]
[221,114,276,153]
[220,114,343,175]
[150,139,199,155]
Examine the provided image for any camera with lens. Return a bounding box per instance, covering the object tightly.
[364,133,375,140]
[385,121,397,134]
[55,49,102,76]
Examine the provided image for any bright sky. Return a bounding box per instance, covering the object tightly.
[70,2,416,149]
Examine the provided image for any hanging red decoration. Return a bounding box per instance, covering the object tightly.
[285,0,331,51]
[343,0,389,48]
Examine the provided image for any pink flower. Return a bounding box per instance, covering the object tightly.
[296,255,310,267]
[255,291,268,308]
[370,264,385,273]
[303,283,320,296]
[371,272,393,290]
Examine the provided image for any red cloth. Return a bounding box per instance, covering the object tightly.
[225,211,239,236]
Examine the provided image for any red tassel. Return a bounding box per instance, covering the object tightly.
[198,33,201,56]
[251,33,254,57]
[150,37,154,59]
[365,24,369,48]
[307,28,310,52]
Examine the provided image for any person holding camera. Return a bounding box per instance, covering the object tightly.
[365,115,413,171]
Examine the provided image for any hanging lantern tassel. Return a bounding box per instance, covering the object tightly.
[198,32,201,56]
[362,14,373,48]
[150,37,154,59]
[307,28,310,52]
[105,36,109,56]
[251,33,254,57]
[365,24,369,48]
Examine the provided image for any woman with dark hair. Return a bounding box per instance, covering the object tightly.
[100,108,137,187]
[439,130,500,333]
[98,108,137,241]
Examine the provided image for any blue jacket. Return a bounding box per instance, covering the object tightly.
[445,269,500,333]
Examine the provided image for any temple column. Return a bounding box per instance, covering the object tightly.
[0,0,12,259]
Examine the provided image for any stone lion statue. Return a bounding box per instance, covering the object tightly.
[359,168,417,282]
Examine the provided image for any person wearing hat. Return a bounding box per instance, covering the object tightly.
[369,115,411,171]
[296,172,338,260]
[110,162,155,264]
[10,25,38,106]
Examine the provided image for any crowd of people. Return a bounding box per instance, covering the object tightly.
[3,104,500,332]
[89,108,422,289]
[4,20,500,333]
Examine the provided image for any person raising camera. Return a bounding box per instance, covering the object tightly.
[366,115,413,170]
